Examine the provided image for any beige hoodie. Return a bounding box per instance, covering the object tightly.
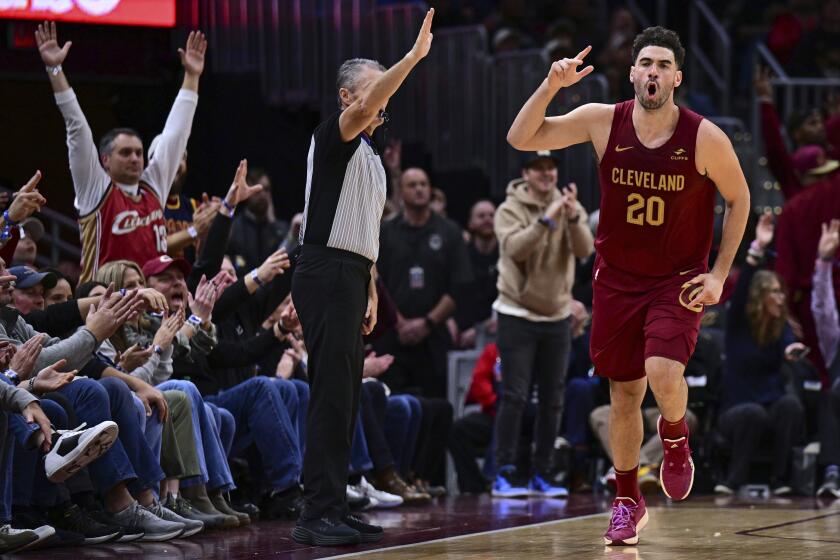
[494,178,594,320]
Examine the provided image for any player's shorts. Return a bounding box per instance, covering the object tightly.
[589,254,705,382]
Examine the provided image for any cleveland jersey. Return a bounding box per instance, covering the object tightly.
[165,194,199,259]
[78,182,167,282]
[596,100,716,278]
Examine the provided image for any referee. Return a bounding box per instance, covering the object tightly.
[290,8,435,547]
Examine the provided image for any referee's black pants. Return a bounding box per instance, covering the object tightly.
[292,245,370,521]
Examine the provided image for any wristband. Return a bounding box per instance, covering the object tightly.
[2,210,18,227]
[153,345,164,356]
[119,288,127,297]
[187,314,203,328]
[28,376,36,393]
[187,225,199,239]
[222,199,236,215]
[5,369,20,384]
[46,64,62,76]
[250,269,264,286]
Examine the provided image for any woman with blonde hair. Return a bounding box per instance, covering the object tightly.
[715,213,808,496]
[93,260,244,529]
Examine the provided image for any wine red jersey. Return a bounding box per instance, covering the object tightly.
[78,182,167,282]
[595,100,716,278]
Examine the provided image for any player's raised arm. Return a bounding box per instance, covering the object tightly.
[507,46,608,152]
[36,21,110,214]
[687,120,751,307]
[338,8,434,142]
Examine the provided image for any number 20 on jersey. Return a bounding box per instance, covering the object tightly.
[626,193,664,226]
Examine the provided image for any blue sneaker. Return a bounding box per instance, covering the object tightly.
[528,474,569,498]
[491,466,529,498]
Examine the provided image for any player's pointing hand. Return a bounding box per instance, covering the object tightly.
[547,45,594,90]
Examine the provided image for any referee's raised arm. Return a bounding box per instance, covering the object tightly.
[338,8,434,141]
[290,8,435,549]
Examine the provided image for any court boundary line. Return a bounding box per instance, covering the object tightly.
[735,510,840,544]
[323,512,609,559]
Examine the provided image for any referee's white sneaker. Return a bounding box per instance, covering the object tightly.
[45,421,119,483]
[355,476,404,509]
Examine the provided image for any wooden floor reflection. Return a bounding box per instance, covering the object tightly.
[337,503,840,560]
[8,495,840,559]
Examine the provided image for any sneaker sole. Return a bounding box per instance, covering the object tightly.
[83,531,123,545]
[291,526,361,546]
[180,525,204,538]
[117,532,145,542]
[657,415,694,501]
[529,490,569,498]
[491,490,530,498]
[47,424,119,483]
[358,532,384,543]
[369,499,404,509]
[603,509,649,546]
[139,528,185,542]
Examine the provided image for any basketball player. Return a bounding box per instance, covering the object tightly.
[35,21,207,282]
[508,26,750,545]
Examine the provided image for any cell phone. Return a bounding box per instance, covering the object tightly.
[789,346,810,360]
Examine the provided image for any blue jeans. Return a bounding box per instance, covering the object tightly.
[385,394,422,475]
[205,377,300,492]
[206,403,236,457]
[562,376,600,447]
[57,378,164,495]
[11,400,69,508]
[0,413,11,522]
[133,394,163,465]
[157,380,235,492]
[349,414,373,475]
[272,378,309,455]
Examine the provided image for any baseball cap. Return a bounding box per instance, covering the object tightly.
[520,150,559,169]
[792,144,840,177]
[141,255,192,279]
[9,266,57,290]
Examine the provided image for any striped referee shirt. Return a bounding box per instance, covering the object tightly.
[300,111,387,263]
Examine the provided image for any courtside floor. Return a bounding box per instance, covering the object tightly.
[9,494,840,559]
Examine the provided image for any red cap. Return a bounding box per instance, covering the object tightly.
[141,255,192,279]
[792,144,840,176]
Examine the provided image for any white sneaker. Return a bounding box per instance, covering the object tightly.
[0,524,39,553]
[357,476,403,508]
[45,421,119,483]
[13,525,56,552]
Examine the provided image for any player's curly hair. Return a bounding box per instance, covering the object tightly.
[631,26,686,69]
[745,270,789,347]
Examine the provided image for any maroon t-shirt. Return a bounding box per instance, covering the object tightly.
[596,100,716,278]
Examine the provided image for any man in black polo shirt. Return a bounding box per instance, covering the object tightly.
[376,167,473,398]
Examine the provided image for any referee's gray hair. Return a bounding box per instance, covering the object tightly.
[336,58,386,108]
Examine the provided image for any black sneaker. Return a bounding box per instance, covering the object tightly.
[342,513,383,543]
[87,509,144,542]
[260,486,303,520]
[12,508,82,549]
[347,494,370,512]
[48,503,122,544]
[291,517,361,546]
